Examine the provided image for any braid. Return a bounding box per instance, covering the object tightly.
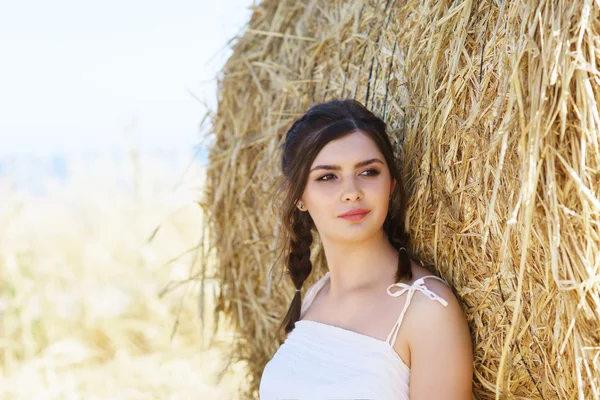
[384,198,413,283]
[279,210,313,335]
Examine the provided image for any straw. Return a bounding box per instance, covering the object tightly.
[199,1,600,398]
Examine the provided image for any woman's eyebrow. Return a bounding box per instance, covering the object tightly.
[309,158,384,173]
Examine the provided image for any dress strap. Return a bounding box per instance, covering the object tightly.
[300,272,330,318]
[384,275,449,347]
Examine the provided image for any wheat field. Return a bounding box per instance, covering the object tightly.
[0,152,247,399]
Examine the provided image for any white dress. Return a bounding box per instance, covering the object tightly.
[259,270,450,400]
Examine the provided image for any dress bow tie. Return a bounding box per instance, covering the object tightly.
[386,278,449,306]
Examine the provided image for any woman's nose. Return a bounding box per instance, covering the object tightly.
[341,176,363,201]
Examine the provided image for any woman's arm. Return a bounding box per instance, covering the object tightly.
[408,282,474,399]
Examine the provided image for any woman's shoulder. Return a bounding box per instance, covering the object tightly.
[400,263,464,335]
[406,263,454,303]
[404,263,467,337]
[403,265,473,393]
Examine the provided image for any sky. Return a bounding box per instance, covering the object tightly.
[0,0,255,157]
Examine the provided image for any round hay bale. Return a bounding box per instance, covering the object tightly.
[199,0,600,398]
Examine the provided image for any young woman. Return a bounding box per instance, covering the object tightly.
[259,99,473,399]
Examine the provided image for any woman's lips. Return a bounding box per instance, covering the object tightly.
[339,211,370,221]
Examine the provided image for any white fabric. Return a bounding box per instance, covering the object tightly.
[259,271,449,400]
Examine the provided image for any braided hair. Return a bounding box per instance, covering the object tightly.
[274,99,414,335]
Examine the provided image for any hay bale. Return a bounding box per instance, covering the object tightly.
[200,0,600,398]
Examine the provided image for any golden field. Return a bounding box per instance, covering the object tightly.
[0,152,247,399]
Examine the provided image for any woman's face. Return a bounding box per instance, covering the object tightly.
[298,130,396,243]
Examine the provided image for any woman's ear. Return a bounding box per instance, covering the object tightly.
[390,178,397,197]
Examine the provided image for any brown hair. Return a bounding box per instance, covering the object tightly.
[273,98,414,335]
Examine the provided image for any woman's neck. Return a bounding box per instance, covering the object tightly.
[320,230,399,300]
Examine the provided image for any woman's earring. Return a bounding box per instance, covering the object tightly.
[298,202,305,211]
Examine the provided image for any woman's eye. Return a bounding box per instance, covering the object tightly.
[317,174,333,181]
[317,169,380,182]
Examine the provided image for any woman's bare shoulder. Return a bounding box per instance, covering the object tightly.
[404,262,465,334]
[405,266,474,396]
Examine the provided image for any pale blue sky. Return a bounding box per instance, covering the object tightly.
[0,0,254,156]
